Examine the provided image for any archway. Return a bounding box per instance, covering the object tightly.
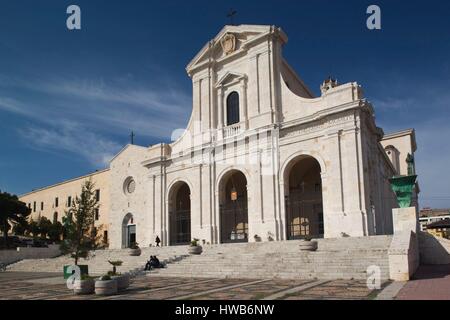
[285,156,324,240]
[169,182,191,245]
[122,213,136,248]
[219,170,248,243]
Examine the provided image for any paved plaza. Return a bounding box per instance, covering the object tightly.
[396,264,450,300]
[0,272,390,300]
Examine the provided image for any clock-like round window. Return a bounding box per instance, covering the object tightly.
[123,177,136,195]
[126,180,136,194]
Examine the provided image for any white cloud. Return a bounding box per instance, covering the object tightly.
[0,74,192,166]
[0,75,192,139]
[21,121,122,167]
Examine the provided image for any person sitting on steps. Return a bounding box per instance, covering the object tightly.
[144,255,165,271]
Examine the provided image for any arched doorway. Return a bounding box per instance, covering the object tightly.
[285,156,324,240]
[219,170,248,243]
[122,213,136,248]
[169,182,191,245]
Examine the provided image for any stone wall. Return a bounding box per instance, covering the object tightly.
[388,206,420,281]
[419,232,450,265]
[0,244,61,265]
[388,230,419,281]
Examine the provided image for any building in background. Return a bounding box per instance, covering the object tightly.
[419,208,450,238]
[19,169,110,245]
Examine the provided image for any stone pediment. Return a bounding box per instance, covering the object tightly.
[215,71,246,88]
[186,25,287,76]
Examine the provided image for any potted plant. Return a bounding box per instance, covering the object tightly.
[128,242,141,256]
[188,238,202,255]
[107,260,130,291]
[95,275,118,295]
[73,274,95,295]
[298,236,318,251]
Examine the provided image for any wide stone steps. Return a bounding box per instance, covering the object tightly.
[8,247,191,275]
[148,236,392,280]
[8,236,392,280]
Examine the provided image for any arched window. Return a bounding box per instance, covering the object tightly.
[53,212,58,223]
[226,91,240,126]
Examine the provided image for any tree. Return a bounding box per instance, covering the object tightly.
[48,221,64,242]
[29,220,41,238]
[60,179,99,265]
[0,191,31,246]
[12,218,29,236]
[38,217,52,239]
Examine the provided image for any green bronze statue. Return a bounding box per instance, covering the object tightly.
[389,153,417,208]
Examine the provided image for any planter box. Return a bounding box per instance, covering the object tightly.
[63,265,89,279]
[188,245,203,255]
[128,248,141,256]
[298,240,318,251]
[111,274,130,291]
[73,278,95,295]
[95,279,118,295]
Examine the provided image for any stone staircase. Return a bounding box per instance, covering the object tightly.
[8,235,393,280]
[7,246,191,276]
[151,236,393,280]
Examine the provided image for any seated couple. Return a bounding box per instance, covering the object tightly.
[144,255,165,271]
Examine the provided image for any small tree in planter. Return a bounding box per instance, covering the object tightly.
[128,242,141,256]
[107,260,130,291]
[60,179,99,278]
[108,260,123,275]
[188,238,202,255]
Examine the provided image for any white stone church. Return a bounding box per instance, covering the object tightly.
[21,25,418,250]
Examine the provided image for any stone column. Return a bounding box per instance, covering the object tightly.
[218,86,224,128]
[240,80,248,130]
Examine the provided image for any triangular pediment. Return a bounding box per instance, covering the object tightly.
[215,71,246,88]
[186,25,287,76]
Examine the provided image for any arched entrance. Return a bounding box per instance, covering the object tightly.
[122,213,136,248]
[169,182,191,245]
[219,170,248,243]
[285,156,324,240]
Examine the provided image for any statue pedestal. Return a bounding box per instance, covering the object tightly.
[388,206,420,281]
[392,207,419,234]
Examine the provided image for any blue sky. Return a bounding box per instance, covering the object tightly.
[0,0,449,209]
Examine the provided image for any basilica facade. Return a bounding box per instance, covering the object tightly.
[21,25,418,249]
